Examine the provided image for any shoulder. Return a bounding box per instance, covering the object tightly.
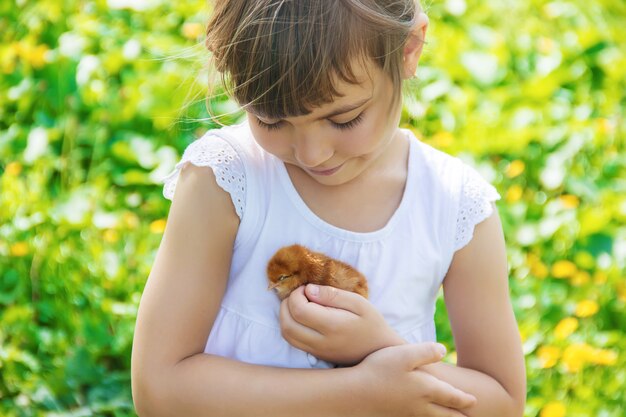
[410,133,501,247]
[161,120,267,221]
[169,161,240,231]
[407,133,465,200]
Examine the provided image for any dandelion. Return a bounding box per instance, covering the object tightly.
[588,348,618,366]
[505,185,523,203]
[150,219,167,234]
[560,194,579,209]
[575,300,599,318]
[595,118,615,135]
[554,317,578,340]
[10,242,29,257]
[5,162,22,176]
[21,43,49,69]
[527,253,549,279]
[103,229,120,243]
[430,131,454,148]
[570,271,590,286]
[182,22,204,40]
[551,260,577,279]
[537,345,560,368]
[506,160,525,178]
[540,401,566,417]
[593,270,607,284]
[562,343,594,372]
[123,212,140,229]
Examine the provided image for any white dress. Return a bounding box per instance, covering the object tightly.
[161,119,501,369]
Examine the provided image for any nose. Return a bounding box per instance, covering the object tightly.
[293,132,334,168]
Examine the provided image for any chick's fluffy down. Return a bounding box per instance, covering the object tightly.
[267,244,369,300]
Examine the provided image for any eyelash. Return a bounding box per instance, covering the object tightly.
[256,113,365,131]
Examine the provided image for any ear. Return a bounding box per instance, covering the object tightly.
[402,12,429,79]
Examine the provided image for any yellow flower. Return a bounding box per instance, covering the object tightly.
[103,229,119,243]
[150,219,167,234]
[1,43,20,73]
[537,345,560,368]
[617,281,626,303]
[123,212,140,229]
[527,253,548,279]
[560,194,579,209]
[9,41,49,69]
[5,162,22,176]
[505,185,523,203]
[593,271,607,284]
[10,242,29,257]
[595,118,615,135]
[505,160,525,178]
[575,300,599,318]
[540,401,566,417]
[562,343,594,373]
[23,43,49,68]
[182,22,204,40]
[554,317,578,340]
[589,348,618,366]
[570,270,590,286]
[430,131,454,148]
[551,260,577,279]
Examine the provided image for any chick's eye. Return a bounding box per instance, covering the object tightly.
[278,274,292,281]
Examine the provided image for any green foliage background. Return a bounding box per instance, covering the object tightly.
[1,0,624,416]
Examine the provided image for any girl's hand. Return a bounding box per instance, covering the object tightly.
[279,284,405,365]
[355,343,478,417]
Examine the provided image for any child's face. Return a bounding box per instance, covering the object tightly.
[246,58,404,186]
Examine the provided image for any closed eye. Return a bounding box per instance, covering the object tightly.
[256,119,283,131]
[256,113,365,131]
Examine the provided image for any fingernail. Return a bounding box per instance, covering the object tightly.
[308,284,319,296]
[436,343,447,356]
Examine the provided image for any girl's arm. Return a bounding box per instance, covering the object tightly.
[430,203,527,417]
[131,163,476,417]
[281,204,526,417]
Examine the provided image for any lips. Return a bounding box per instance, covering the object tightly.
[308,163,345,176]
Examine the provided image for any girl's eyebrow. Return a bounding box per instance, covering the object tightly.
[254,96,373,122]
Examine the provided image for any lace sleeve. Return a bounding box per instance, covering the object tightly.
[161,135,246,219]
[454,164,501,252]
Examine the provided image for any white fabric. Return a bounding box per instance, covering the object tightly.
[454,164,501,251]
[161,120,501,369]
[162,135,246,218]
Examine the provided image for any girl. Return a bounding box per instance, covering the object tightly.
[131,1,526,416]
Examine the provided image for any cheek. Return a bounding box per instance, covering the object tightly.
[251,127,290,156]
[334,117,387,153]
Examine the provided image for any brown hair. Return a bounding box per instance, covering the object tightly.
[205,0,423,120]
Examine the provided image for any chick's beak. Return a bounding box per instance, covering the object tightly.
[268,281,281,291]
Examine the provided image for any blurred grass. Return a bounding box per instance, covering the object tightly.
[1,0,625,416]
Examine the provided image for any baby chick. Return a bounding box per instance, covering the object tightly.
[267,244,369,301]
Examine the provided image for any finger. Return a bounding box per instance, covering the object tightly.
[425,402,473,417]
[422,375,478,410]
[289,286,356,333]
[392,343,448,370]
[279,297,323,347]
[305,284,367,315]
